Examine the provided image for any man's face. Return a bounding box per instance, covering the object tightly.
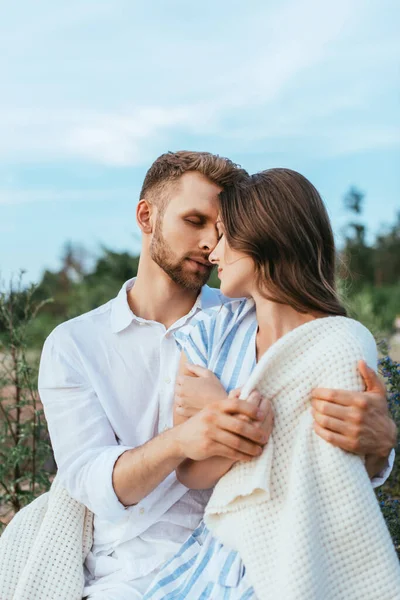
[150,172,221,291]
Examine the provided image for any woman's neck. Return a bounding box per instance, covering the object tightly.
[253,292,319,362]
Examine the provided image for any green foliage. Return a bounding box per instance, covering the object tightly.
[377,355,400,557]
[0,275,53,531]
[344,285,400,338]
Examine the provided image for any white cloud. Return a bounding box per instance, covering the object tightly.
[0,0,398,167]
[0,188,133,206]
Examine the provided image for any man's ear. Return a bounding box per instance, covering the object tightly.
[136,199,155,234]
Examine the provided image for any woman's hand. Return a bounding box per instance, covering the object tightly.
[175,364,228,418]
[228,387,274,441]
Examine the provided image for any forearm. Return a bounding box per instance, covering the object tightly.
[113,428,186,506]
[176,456,235,490]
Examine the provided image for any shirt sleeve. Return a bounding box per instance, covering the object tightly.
[38,330,133,521]
[370,448,395,488]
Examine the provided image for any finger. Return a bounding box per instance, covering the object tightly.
[260,409,274,436]
[237,414,252,423]
[175,405,197,417]
[313,421,360,454]
[246,390,262,407]
[258,396,272,419]
[184,363,211,378]
[221,398,265,421]
[311,399,349,421]
[216,413,269,445]
[212,426,264,457]
[358,360,385,394]
[175,386,208,409]
[258,398,274,431]
[228,388,242,400]
[312,409,351,436]
[311,387,355,407]
[209,441,256,462]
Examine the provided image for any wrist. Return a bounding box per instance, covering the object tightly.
[378,418,398,459]
[365,454,388,479]
[164,425,187,462]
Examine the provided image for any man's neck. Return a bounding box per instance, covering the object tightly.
[128,257,201,329]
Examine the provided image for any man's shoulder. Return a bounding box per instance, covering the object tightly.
[46,298,114,347]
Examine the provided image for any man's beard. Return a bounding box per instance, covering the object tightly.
[150,220,213,291]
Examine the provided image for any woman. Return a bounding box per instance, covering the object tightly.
[143,169,400,599]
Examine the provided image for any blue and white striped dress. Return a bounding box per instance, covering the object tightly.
[144,298,258,600]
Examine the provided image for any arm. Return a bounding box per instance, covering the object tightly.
[176,389,273,490]
[174,354,273,489]
[174,353,239,489]
[39,332,136,521]
[173,352,228,425]
[311,360,397,483]
[39,332,268,513]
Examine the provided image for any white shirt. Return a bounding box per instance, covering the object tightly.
[38,278,224,594]
[38,279,394,595]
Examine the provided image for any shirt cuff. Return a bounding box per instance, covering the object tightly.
[59,445,132,521]
[371,448,395,489]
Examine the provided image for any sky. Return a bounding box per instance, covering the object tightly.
[0,0,399,285]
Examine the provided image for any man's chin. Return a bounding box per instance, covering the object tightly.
[177,265,212,290]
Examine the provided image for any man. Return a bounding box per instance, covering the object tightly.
[38,151,396,599]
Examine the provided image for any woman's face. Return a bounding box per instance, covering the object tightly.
[209,221,256,298]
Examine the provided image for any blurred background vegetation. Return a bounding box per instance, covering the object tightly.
[0,186,399,553]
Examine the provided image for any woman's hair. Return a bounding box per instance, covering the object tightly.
[218,168,346,316]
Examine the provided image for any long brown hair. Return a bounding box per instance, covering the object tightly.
[219,168,346,316]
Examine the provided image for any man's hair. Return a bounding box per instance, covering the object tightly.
[140,150,248,212]
[219,168,347,317]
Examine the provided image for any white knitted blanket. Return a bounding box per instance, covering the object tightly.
[0,476,93,600]
[204,317,400,600]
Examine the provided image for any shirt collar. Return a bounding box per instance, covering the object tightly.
[110,278,223,334]
[110,278,137,333]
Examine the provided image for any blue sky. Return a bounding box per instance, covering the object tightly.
[1,0,399,285]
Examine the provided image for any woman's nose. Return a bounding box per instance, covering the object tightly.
[209,249,219,264]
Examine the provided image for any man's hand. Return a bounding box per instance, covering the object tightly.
[311,360,397,464]
[228,387,274,435]
[175,364,228,418]
[174,393,270,463]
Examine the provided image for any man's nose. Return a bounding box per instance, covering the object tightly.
[199,229,219,253]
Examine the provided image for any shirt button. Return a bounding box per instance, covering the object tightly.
[164,377,171,384]
[139,507,145,515]
[163,424,169,432]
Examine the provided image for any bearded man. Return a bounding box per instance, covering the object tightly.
[38,151,396,599]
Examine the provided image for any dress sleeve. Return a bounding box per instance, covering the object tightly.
[174,312,215,368]
[39,330,132,521]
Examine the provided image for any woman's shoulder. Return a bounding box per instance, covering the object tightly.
[174,298,255,358]
[192,297,255,331]
[320,316,376,347]
[312,316,378,370]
